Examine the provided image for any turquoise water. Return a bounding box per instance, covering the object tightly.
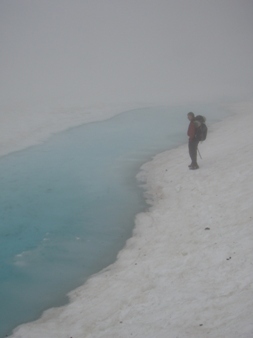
[0,105,227,337]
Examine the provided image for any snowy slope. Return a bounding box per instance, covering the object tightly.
[10,102,253,338]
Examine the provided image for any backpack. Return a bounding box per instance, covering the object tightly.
[194,115,207,141]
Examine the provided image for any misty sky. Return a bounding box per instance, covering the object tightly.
[1,0,253,110]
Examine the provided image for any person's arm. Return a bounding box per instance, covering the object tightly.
[188,122,195,141]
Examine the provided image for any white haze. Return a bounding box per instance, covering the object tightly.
[1,2,253,336]
[1,0,253,112]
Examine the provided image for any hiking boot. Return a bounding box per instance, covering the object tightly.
[189,165,199,170]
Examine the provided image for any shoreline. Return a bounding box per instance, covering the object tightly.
[0,102,150,158]
[0,100,232,159]
[10,100,253,337]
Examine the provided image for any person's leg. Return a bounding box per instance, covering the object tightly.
[188,141,194,166]
[189,140,199,168]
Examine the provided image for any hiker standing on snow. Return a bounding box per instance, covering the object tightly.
[187,112,199,170]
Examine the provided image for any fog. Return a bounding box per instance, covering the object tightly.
[1,0,253,111]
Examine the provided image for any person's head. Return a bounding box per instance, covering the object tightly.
[187,112,195,121]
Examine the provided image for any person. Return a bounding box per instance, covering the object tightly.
[187,112,199,170]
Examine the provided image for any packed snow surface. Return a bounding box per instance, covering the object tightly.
[9,102,253,337]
